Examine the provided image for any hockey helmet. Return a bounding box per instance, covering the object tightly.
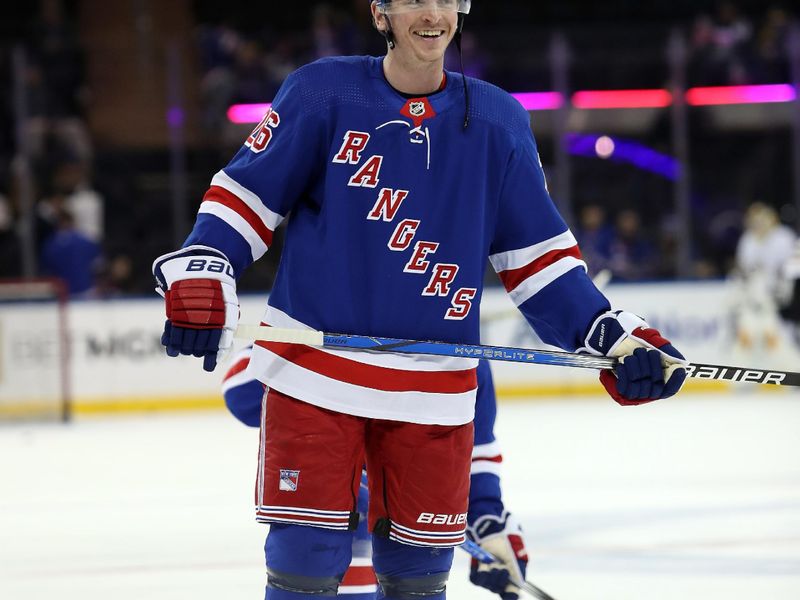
[372,0,471,16]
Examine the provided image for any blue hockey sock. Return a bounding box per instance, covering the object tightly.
[265,524,354,599]
[372,536,452,599]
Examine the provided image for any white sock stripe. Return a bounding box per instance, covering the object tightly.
[471,440,502,459]
[470,461,503,477]
[348,557,374,567]
[339,585,379,595]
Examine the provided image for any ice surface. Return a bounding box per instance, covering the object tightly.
[1,392,799,599]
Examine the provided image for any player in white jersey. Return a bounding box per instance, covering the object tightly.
[152,1,687,597]
[732,203,797,362]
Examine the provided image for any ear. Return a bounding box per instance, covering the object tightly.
[370,3,387,33]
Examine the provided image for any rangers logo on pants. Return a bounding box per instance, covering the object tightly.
[279,469,300,492]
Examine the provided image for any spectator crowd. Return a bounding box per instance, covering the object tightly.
[0,0,798,295]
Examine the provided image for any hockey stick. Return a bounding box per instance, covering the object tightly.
[460,540,559,600]
[234,324,800,387]
[236,325,800,386]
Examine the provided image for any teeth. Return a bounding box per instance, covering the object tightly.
[416,30,443,37]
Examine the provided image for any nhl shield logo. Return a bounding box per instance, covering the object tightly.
[409,101,426,118]
[279,469,300,492]
[400,97,436,129]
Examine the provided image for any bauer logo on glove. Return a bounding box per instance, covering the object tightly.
[185,257,235,277]
[583,310,688,405]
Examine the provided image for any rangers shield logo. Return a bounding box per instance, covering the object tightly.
[279,469,300,492]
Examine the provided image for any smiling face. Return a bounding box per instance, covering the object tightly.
[372,1,458,67]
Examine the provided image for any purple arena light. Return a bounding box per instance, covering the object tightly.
[511,92,564,111]
[226,84,798,124]
[567,133,680,181]
[228,103,273,125]
[686,84,796,106]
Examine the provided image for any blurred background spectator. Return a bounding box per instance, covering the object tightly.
[0,0,799,295]
[23,0,92,165]
[607,209,659,282]
[730,202,797,362]
[39,207,102,296]
[574,204,613,277]
[688,2,760,86]
[0,192,23,278]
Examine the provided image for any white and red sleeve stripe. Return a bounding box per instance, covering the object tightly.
[489,230,587,306]
[471,441,503,477]
[198,170,285,262]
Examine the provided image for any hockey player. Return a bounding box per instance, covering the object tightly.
[152,1,687,597]
[731,202,797,363]
[223,353,529,599]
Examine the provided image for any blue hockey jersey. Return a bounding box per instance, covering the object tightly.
[185,55,609,425]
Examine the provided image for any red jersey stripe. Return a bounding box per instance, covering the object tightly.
[256,341,477,394]
[498,245,583,292]
[203,186,274,247]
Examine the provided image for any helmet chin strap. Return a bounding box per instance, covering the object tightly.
[379,14,396,49]
[455,12,469,129]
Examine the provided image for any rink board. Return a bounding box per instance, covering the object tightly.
[0,281,792,415]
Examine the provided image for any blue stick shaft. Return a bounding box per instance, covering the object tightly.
[321,332,615,369]
[236,325,800,386]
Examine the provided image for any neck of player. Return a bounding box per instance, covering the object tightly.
[383,50,445,96]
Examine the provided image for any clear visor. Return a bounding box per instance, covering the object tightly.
[378,0,471,16]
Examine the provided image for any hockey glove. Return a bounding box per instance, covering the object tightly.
[584,310,687,405]
[152,245,239,372]
[467,511,528,600]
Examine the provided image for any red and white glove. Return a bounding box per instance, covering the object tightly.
[152,245,238,372]
[467,511,529,600]
[583,310,688,405]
